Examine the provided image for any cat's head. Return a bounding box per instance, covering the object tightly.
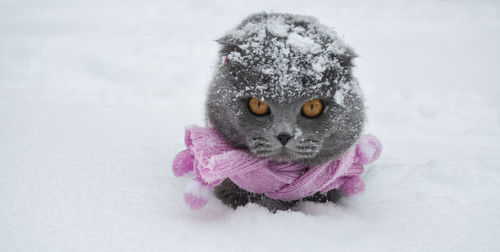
[206,13,365,166]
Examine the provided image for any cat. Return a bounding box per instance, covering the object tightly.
[205,12,365,212]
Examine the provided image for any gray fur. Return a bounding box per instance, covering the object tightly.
[205,12,365,211]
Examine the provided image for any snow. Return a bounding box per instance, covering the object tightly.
[334,88,345,106]
[1,0,500,251]
[286,32,321,53]
[220,13,354,101]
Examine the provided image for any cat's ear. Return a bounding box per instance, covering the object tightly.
[335,48,357,68]
[215,34,233,45]
[215,35,242,57]
[322,48,357,81]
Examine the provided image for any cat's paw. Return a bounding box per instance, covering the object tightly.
[213,179,257,209]
[301,189,342,204]
[256,197,297,213]
[326,189,342,203]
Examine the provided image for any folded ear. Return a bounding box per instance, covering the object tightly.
[215,34,232,45]
[215,35,242,56]
[338,48,357,68]
[214,11,268,47]
[329,47,357,68]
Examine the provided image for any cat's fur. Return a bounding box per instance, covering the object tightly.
[206,13,365,211]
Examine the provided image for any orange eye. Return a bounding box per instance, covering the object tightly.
[248,97,270,116]
[302,99,323,118]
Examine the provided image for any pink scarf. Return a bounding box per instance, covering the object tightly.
[173,125,381,209]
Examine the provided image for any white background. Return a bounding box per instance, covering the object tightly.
[1,0,499,251]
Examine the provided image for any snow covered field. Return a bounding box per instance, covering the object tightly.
[1,0,499,251]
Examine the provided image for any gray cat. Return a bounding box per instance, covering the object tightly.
[205,12,365,212]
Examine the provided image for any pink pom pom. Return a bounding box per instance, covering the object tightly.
[356,135,382,165]
[184,193,208,210]
[340,176,365,196]
[184,180,211,210]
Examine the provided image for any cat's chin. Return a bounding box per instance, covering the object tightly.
[266,148,306,163]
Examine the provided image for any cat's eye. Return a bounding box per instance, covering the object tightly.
[248,97,270,116]
[302,99,323,118]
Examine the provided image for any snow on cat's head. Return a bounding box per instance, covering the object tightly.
[207,12,365,166]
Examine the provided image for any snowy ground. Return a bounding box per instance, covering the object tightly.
[1,0,500,251]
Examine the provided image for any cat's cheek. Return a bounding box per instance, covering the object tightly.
[297,116,335,140]
[235,112,270,135]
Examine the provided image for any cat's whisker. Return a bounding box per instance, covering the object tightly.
[296,142,318,147]
[295,141,319,149]
[299,139,319,143]
[294,149,315,154]
[254,149,273,155]
[249,139,270,145]
[294,152,314,157]
[296,146,317,150]
[250,141,269,145]
[251,144,272,150]
[255,143,271,147]
[251,146,273,151]
[252,137,267,141]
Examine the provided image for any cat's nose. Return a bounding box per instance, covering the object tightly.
[276,133,293,146]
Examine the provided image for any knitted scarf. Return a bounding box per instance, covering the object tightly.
[173,125,381,209]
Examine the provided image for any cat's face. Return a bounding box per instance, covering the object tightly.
[207,84,364,166]
[228,96,352,163]
[206,13,365,166]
